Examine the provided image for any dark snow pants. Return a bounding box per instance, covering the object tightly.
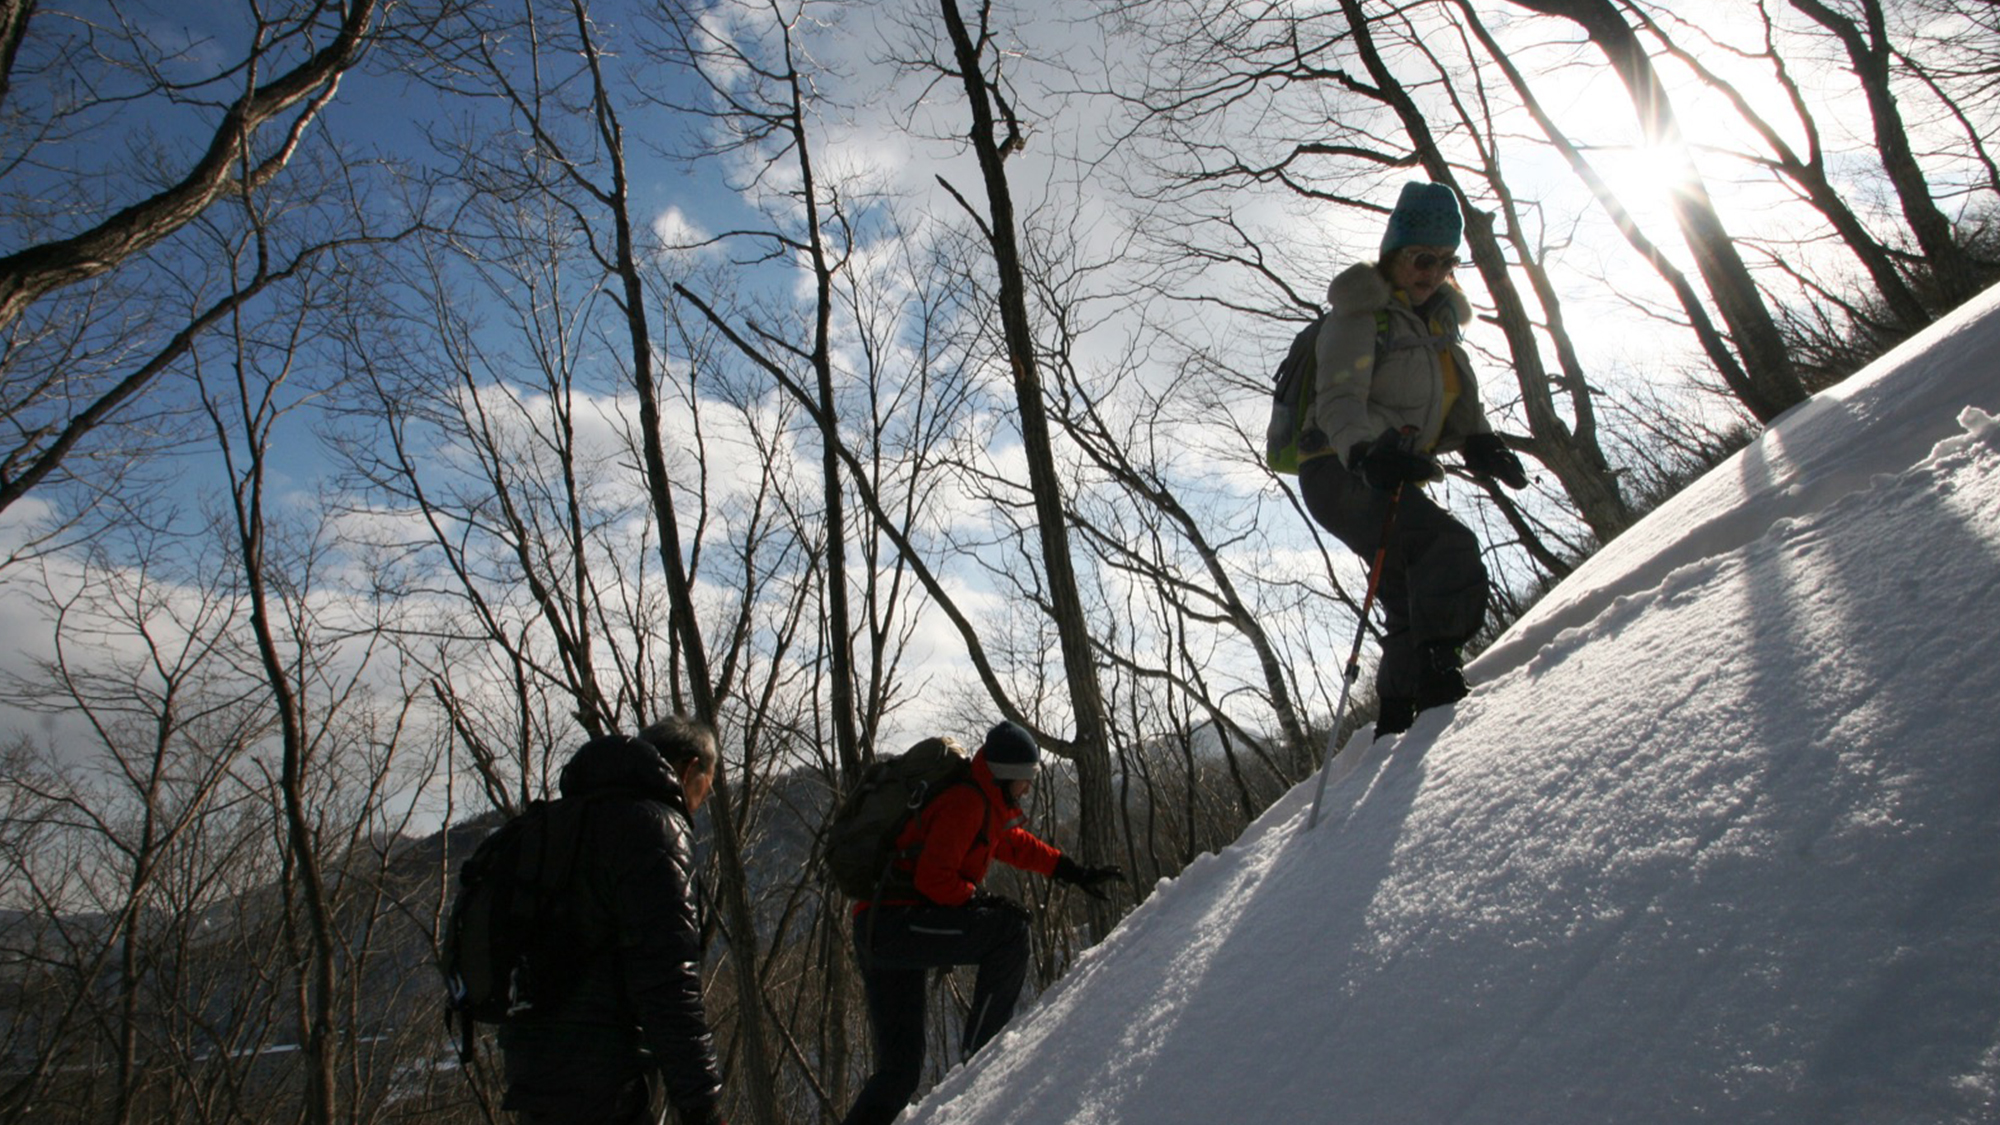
[839,900,1032,1125]
[500,1041,653,1125]
[1299,455,1489,700]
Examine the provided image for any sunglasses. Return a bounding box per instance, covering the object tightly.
[1408,251,1462,272]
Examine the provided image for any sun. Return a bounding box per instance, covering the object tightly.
[1597,132,1707,216]
[1634,134,1705,200]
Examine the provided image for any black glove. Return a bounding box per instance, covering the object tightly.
[967,891,1031,922]
[1462,432,1528,490]
[1052,856,1127,901]
[1349,429,1437,492]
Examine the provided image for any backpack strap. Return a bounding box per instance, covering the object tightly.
[875,774,987,902]
[1376,304,1461,357]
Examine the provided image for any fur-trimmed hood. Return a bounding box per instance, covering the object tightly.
[1303,262,1493,463]
[1327,260,1472,326]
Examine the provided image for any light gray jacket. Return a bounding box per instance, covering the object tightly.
[1303,262,1494,467]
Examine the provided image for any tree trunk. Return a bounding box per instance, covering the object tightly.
[218,403,340,1125]
[1621,1,1928,330]
[1507,0,1807,422]
[1789,0,1984,308]
[788,58,865,786]
[562,6,784,1120]
[0,0,379,335]
[937,0,1121,940]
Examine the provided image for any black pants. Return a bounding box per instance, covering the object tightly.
[839,901,1031,1125]
[501,1044,653,1125]
[1299,456,1489,699]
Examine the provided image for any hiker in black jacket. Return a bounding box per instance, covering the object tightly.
[499,717,728,1125]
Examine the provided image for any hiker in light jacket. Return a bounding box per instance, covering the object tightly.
[1295,181,1529,735]
[499,717,728,1125]
[839,721,1124,1125]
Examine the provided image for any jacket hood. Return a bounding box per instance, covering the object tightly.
[1328,261,1471,325]
[559,733,684,806]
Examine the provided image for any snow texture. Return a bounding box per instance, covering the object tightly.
[898,286,2000,1124]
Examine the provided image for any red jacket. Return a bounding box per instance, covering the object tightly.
[875,753,1061,908]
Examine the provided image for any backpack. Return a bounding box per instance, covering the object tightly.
[821,737,976,900]
[1264,310,1393,474]
[441,795,609,1060]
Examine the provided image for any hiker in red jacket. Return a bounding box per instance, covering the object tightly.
[838,720,1124,1125]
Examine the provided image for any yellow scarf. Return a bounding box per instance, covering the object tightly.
[1394,291,1461,452]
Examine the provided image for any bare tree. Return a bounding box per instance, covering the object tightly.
[0,40,436,1114]
[0,534,262,1124]
[930,0,1124,940]
[1621,1,1928,333]
[0,500,428,1125]
[643,0,873,790]
[1786,0,1990,306]
[0,0,392,518]
[1008,197,1327,777]
[1503,0,1809,420]
[190,220,419,1125]
[337,190,645,811]
[1890,0,2000,202]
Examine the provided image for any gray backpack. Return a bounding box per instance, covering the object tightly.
[1265,310,1396,473]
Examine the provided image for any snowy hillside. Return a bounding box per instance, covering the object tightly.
[903,286,2000,1124]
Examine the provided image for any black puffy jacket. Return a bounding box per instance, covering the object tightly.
[502,734,724,1118]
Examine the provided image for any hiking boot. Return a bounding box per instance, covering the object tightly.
[1376,696,1417,735]
[1415,643,1469,709]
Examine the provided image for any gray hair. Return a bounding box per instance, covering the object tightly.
[638,714,720,776]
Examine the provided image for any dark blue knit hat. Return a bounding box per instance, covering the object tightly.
[1379,181,1463,262]
[982,720,1041,781]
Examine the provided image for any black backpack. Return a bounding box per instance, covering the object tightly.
[441,795,609,1059]
[820,737,978,900]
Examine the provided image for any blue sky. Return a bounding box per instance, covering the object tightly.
[2,0,1990,795]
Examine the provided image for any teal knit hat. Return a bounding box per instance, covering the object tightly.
[1379,181,1463,262]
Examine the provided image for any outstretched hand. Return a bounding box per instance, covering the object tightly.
[1053,856,1128,900]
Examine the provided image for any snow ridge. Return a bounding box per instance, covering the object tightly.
[899,287,2000,1125]
[1476,288,2000,690]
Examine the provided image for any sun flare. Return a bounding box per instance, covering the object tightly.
[1606,136,1705,207]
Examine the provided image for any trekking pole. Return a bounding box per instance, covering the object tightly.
[1306,474,1408,831]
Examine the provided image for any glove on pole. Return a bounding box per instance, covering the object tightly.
[1352,427,1438,492]
[1306,476,1407,831]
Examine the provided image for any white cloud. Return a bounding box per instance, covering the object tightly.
[654,204,711,252]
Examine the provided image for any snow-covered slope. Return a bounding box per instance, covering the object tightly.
[903,287,2000,1124]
